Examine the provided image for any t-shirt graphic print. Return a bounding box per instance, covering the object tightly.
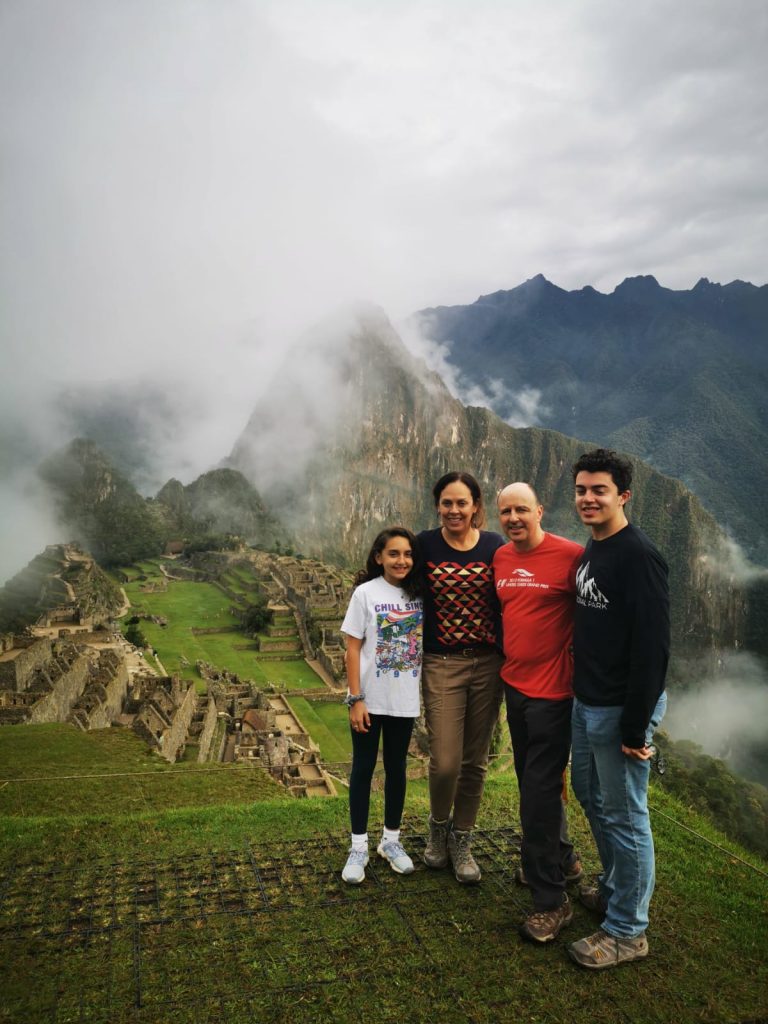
[375,607,422,677]
[341,576,423,717]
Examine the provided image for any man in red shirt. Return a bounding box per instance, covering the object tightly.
[494,482,584,944]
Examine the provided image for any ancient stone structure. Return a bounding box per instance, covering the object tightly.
[198,659,336,796]
[129,675,198,763]
[194,695,219,762]
[0,632,134,728]
[68,649,130,731]
[265,555,349,681]
[0,636,91,725]
[269,557,347,620]
[0,543,123,633]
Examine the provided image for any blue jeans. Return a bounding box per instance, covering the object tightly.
[571,692,667,938]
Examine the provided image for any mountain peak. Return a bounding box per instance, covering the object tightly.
[476,273,562,308]
[612,275,663,298]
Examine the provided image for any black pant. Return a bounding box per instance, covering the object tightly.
[349,714,415,835]
[504,686,574,911]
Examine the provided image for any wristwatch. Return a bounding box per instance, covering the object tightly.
[343,693,366,707]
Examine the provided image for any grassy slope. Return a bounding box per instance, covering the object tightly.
[120,559,323,691]
[289,697,352,765]
[1,729,766,1024]
[0,724,281,817]
[4,562,764,1021]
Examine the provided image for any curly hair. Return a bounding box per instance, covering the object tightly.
[572,448,633,494]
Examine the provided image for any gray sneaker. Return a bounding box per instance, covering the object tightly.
[447,828,481,884]
[519,894,573,944]
[377,839,415,875]
[423,816,450,869]
[341,847,369,885]
[568,928,649,969]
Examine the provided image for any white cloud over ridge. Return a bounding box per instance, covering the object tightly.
[399,317,549,427]
[1,0,766,578]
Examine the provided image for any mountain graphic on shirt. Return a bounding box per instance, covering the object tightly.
[576,561,609,608]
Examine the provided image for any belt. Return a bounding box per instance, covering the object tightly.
[429,645,496,658]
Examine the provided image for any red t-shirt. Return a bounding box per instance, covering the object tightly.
[493,533,585,700]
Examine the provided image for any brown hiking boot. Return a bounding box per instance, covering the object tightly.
[516,857,584,886]
[578,883,608,916]
[423,816,450,869]
[519,894,573,944]
[568,928,649,969]
[447,828,481,883]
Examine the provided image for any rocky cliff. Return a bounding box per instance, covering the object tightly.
[229,306,748,659]
[0,543,124,632]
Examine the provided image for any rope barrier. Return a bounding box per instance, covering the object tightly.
[2,758,766,879]
[649,803,768,879]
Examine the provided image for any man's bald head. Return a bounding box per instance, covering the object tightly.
[497,482,545,551]
[498,482,540,509]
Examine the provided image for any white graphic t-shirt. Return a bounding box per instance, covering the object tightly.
[341,576,423,717]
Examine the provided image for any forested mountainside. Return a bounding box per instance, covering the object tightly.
[37,440,283,566]
[415,275,768,563]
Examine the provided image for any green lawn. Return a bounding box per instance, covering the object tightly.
[121,570,324,693]
[0,757,766,1024]
[288,698,351,765]
[0,723,280,818]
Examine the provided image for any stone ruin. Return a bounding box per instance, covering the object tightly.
[127,674,206,764]
[0,543,124,634]
[199,660,336,797]
[0,632,131,728]
[0,634,90,725]
[0,631,219,766]
[68,648,129,731]
[267,555,349,681]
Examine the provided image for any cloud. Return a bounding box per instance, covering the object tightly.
[1,0,766,578]
[399,315,549,427]
[700,537,768,586]
[665,652,768,784]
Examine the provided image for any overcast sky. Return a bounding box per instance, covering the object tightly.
[1,0,767,573]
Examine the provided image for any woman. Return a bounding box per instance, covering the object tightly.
[418,471,505,883]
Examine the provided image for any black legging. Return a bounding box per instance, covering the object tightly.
[349,714,415,834]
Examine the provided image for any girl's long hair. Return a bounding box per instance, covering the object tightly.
[353,526,424,600]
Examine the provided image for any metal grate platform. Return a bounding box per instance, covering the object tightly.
[0,827,524,1024]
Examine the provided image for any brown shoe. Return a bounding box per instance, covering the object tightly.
[447,828,481,884]
[519,894,573,944]
[568,928,648,969]
[578,883,608,916]
[516,858,583,886]
[423,816,451,869]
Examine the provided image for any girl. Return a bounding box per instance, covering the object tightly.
[340,527,424,884]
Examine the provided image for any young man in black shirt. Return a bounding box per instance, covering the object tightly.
[568,449,669,969]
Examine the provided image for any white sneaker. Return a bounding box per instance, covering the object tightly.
[341,847,369,884]
[377,839,415,875]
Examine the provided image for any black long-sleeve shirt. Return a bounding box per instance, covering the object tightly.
[573,524,670,749]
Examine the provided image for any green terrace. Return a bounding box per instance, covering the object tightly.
[116,559,321,692]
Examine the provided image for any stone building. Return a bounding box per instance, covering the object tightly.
[129,675,199,763]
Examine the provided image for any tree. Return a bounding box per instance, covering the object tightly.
[124,622,148,648]
[242,595,272,635]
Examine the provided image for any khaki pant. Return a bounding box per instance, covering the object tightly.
[422,648,504,831]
